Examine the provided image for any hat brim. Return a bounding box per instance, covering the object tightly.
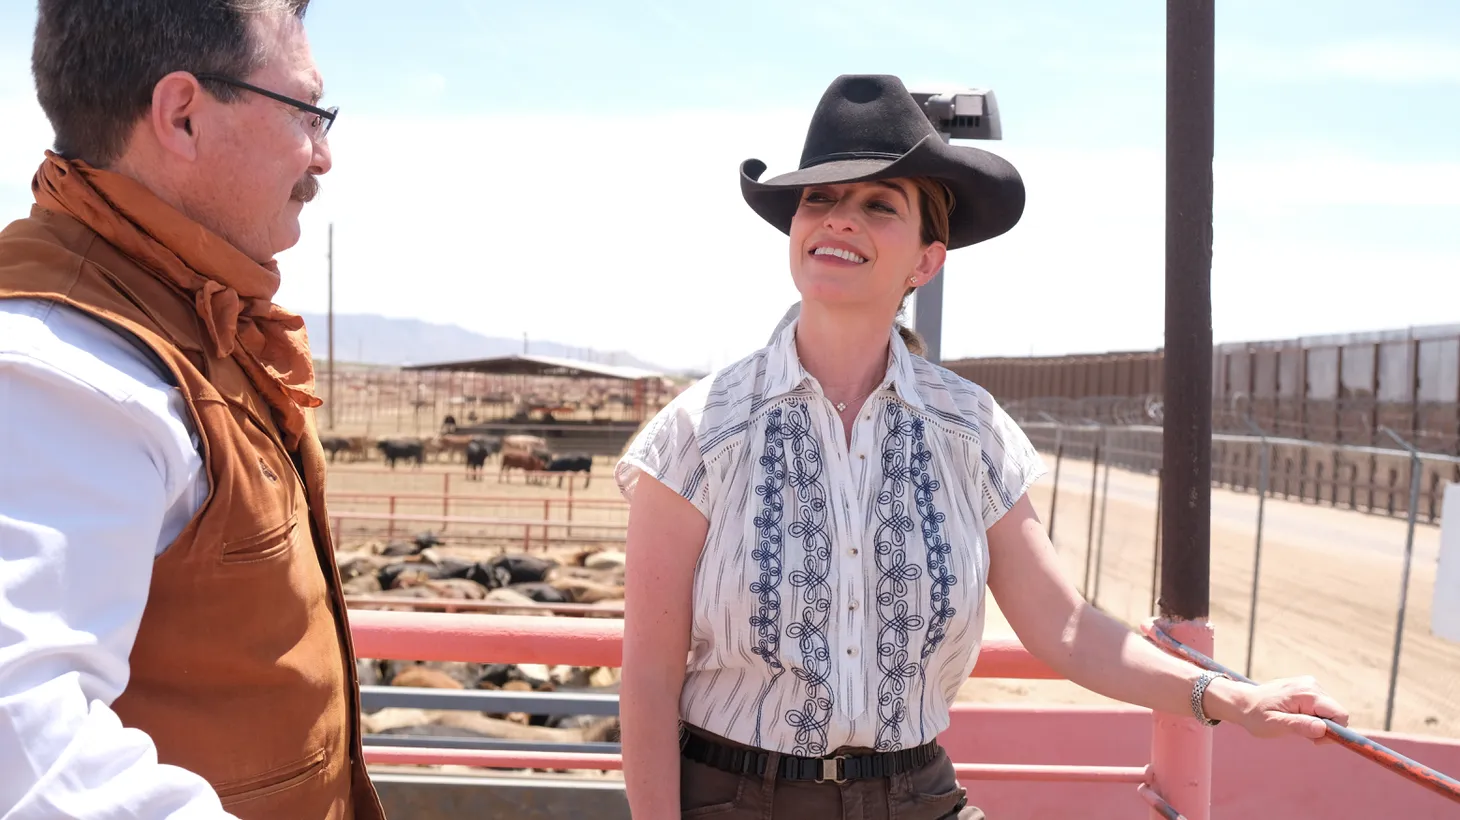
[739,134,1025,250]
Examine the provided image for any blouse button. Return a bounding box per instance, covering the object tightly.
[849,548,859,556]
[848,599,859,611]
[846,647,859,657]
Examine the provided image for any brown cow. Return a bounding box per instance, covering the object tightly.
[390,667,465,690]
[499,451,544,483]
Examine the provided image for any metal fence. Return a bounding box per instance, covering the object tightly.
[1012,418,1460,737]
[314,362,672,438]
[1006,402,1460,524]
[945,322,1460,457]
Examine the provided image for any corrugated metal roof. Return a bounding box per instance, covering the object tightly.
[401,353,662,381]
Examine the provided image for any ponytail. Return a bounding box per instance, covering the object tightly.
[896,287,927,357]
[897,322,927,357]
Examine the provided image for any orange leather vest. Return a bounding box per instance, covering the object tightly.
[0,206,384,819]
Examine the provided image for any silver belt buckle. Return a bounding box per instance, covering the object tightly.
[817,755,848,784]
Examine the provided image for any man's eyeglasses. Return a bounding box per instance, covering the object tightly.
[195,72,338,141]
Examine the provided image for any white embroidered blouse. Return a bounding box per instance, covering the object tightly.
[614,311,1047,756]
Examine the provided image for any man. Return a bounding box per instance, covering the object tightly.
[0,2,384,818]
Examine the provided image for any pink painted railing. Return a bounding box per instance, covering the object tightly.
[348,610,1058,678]
[349,611,1183,815]
[350,611,1460,818]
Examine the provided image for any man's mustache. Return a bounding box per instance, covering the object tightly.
[292,174,320,203]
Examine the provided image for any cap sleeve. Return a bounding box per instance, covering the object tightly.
[614,401,710,519]
[977,394,1047,528]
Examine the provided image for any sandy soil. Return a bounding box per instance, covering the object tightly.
[960,454,1459,740]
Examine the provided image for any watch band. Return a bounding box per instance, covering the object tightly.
[1191,670,1225,726]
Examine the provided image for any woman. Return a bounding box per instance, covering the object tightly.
[614,74,1348,820]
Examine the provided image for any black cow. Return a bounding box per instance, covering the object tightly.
[376,438,424,469]
[378,557,474,590]
[511,582,570,604]
[321,435,352,462]
[379,531,444,557]
[465,554,555,590]
[543,453,592,489]
[475,663,531,688]
[464,437,499,481]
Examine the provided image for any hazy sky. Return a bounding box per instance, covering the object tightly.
[1,1,1456,371]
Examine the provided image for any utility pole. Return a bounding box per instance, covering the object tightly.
[326,222,335,431]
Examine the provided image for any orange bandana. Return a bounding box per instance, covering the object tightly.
[32,151,321,449]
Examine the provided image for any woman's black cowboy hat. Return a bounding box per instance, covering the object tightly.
[740,74,1025,250]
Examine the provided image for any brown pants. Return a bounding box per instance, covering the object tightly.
[679,725,985,820]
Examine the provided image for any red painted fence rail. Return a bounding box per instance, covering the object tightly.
[347,610,1060,682]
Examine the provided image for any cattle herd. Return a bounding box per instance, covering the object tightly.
[339,531,626,752]
[319,432,595,487]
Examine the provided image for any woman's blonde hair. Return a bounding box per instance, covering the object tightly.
[895,177,955,357]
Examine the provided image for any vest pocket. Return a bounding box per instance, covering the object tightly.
[220,514,298,564]
[215,747,326,807]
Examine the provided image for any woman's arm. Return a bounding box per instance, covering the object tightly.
[986,494,1349,739]
[620,474,710,820]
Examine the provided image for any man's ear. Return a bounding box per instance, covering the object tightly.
[147,71,207,161]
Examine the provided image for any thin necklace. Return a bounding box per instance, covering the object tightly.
[833,387,878,413]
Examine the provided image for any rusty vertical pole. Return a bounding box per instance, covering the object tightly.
[326,223,335,432]
[1160,0,1215,624]
[1150,2,1216,818]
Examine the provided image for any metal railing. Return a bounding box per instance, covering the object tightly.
[349,611,1167,809]
[349,611,1460,817]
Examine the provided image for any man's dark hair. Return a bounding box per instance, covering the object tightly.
[32,0,311,167]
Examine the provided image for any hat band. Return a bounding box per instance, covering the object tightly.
[799,150,905,170]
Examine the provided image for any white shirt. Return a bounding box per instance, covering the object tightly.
[615,312,1046,757]
[0,298,233,818]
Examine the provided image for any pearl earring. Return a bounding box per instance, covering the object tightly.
[909,276,919,285]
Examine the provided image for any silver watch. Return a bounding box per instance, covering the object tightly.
[1191,670,1226,726]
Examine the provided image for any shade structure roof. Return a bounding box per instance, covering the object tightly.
[401,353,662,382]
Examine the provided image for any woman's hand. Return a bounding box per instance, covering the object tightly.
[1207,675,1350,742]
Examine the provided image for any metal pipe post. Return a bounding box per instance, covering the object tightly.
[1243,417,1270,679]
[1379,425,1424,731]
[1151,1,1216,817]
[1159,0,1215,625]
[1083,423,1104,598]
[1150,467,1164,617]
[1093,427,1114,607]
[1038,412,1064,543]
[326,223,335,431]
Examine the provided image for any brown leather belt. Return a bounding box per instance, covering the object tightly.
[679,726,940,784]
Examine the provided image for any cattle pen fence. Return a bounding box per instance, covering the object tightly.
[351,610,1460,818]
[1013,416,1460,736]
[323,465,628,551]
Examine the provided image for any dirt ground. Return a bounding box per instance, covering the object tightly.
[326,446,1460,740]
[961,453,1459,741]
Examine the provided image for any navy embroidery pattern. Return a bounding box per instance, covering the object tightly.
[748,406,789,746]
[872,401,924,751]
[910,417,957,734]
[779,401,834,756]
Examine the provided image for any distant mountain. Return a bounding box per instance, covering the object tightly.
[297,312,672,373]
